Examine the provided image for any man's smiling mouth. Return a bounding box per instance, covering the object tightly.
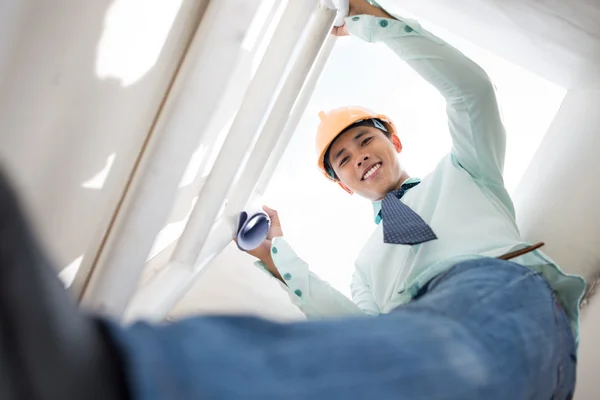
[362,162,382,180]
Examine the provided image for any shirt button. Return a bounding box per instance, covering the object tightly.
[272,247,278,254]
[379,20,388,28]
[404,25,414,33]
[283,273,292,281]
[294,289,303,297]
[352,16,360,21]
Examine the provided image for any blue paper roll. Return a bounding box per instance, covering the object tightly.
[236,211,271,251]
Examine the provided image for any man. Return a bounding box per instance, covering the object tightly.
[0,1,585,399]
[244,0,584,397]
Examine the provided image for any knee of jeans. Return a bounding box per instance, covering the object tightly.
[446,349,528,398]
[437,339,509,395]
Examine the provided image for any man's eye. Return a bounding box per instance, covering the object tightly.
[362,137,373,146]
[339,156,349,167]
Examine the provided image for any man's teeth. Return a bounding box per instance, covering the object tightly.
[363,163,381,180]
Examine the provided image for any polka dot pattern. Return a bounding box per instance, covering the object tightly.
[381,182,438,245]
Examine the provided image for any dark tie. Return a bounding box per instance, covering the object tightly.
[381,181,437,245]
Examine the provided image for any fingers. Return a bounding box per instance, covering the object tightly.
[262,206,283,237]
[262,205,278,220]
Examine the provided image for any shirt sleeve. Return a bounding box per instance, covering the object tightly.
[254,237,377,319]
[345,13,511,214]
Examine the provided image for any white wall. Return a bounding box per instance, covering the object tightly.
[576,293,600,399]
[0,0,208,293]
[513,90,600,281]
[511,90,600,399]
[0,0,31,86]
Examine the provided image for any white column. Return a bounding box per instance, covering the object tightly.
[0,0,211,295]
[80,0,263,316]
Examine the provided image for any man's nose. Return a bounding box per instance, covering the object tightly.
[357,155,369,168]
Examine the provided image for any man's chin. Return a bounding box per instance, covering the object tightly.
[354,187,387,202]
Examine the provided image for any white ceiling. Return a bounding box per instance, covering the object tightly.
[385,0,600,90]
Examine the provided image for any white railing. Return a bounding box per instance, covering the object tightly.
[124,3,337,322]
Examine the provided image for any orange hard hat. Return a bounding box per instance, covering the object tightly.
[315,105,401,194]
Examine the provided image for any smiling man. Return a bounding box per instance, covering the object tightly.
[322,112,407,200]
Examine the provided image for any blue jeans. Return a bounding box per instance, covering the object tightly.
[105,258,576,399]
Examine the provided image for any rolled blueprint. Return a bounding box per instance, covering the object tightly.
[236,210,271,251]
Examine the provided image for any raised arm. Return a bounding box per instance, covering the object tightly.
[341,2,510,210]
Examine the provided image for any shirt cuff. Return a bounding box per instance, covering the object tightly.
[269,237,310,301]
[345,14,442,45]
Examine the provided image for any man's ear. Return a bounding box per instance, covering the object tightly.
[337,181,353,194]
[391,134,402,153]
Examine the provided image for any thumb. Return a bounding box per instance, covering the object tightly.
[263,205,277,217]
[263,206,280,225]
[331,24,349,36]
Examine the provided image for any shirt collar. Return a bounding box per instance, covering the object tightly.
[372,177,421,225]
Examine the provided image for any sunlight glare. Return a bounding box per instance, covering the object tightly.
[95,0,184,86]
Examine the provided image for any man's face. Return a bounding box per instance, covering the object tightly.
[328,125,403,201]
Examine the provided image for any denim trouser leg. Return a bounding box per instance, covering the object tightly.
[105,258,576,400]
